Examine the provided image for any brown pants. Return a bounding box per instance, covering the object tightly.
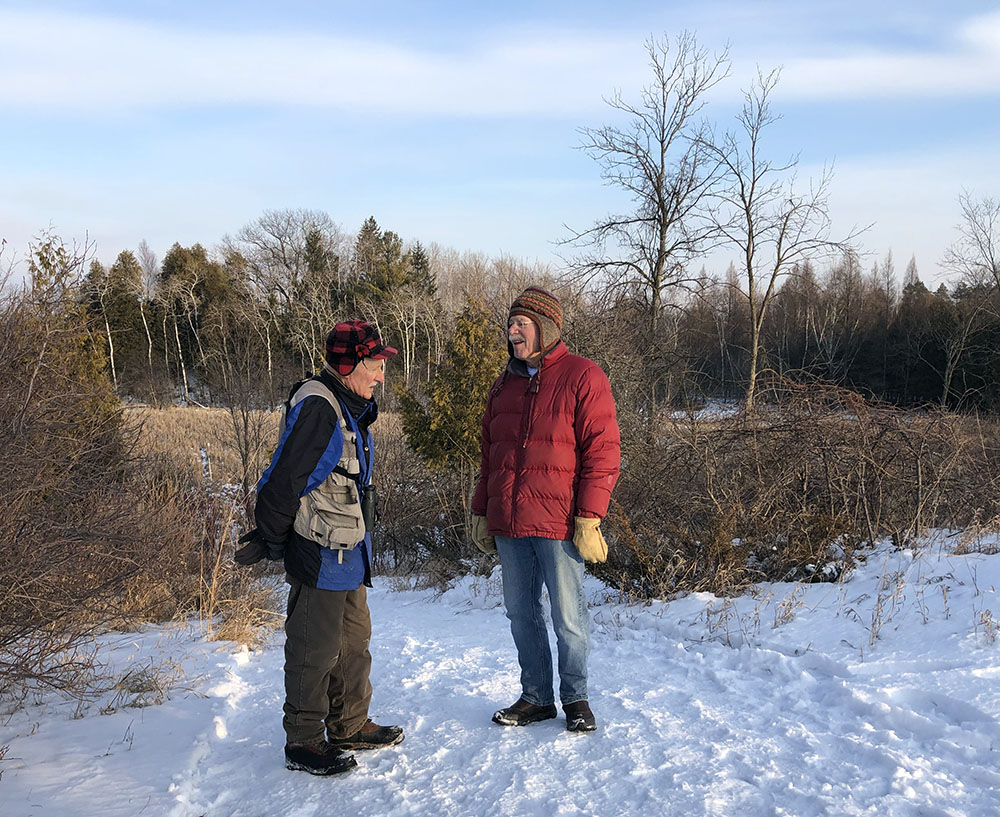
[282,577,373,745]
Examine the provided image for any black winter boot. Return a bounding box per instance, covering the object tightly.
[284,742,358,775]
[492,698,558,726]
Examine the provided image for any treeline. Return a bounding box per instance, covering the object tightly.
[671,252,1000,412]
[76,209,553,412]
[73,219,1000,417]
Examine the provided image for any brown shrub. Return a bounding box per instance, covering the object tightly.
[371,411,479,585]
[0,251,281,702]
[0,255,177,696]
[599,379,1000,599]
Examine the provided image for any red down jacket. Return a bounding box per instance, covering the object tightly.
[472,341,620,541]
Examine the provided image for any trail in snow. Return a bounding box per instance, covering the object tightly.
[2,541,1000,816]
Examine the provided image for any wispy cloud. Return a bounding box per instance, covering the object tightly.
[5,7,998,117]
[0,9,645,116]
[768,11,1000,100]
[2,3,996,276]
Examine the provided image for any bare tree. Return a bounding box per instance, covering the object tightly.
[945,191,1000,290]
[86,261,119,391]
[135,239,159,386]
[223,209,349,392]
[224,208,347,311]
[935,286,991,408]
[936,192,1000,405]
[567,32,730,337]
[812,252,870,382]
[200,295,275,493]
[870,251,898,389]
[706,69,861,411]
[161,275,193,403]
[136,239,159,298]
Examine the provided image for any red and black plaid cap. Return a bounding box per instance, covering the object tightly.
[325,320,398,376]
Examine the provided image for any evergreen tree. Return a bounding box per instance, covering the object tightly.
[886,274,943,403]
[24,233,118,433]
[398,298,506,470]
[104,251,146,391]
[158,243,233,401]
[353,217,434,302]
[304,227,338,279]
[406,241,436,297]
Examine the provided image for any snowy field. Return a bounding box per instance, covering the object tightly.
[3,537,1000,817]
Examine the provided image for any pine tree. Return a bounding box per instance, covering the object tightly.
[83,251,146,393]
[353,217,433,302]
[304,227,338,279]
[406,241,436,297]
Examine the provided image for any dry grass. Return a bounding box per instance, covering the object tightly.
[125,405,282,488]
[29,382,995,667]
[954,526,1000,555]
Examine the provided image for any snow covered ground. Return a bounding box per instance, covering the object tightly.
[3,537,1000,816]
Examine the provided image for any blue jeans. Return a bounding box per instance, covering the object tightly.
[495,535,590,706]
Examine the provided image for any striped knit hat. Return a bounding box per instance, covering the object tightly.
[508,286,562,353]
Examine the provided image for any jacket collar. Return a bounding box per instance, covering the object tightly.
[507,340,567,378]
[318,368,378,426]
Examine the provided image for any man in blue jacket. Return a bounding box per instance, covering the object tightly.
[252,320,403,776]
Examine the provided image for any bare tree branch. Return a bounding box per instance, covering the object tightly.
[564,32,731,338]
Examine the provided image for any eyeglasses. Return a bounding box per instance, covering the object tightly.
[508,317,534,330]
[361,358,385,372]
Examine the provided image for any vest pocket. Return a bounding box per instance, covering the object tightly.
[294,478,365,550]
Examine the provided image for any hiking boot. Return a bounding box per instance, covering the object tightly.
[491,698,558,727]
[564,700,597,733]
[328,719,404,750]
[284,741,357,775]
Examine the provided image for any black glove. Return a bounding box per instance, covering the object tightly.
[265,538,285,561]
[234,529,285,566]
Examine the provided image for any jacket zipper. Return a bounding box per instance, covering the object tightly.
[510,373,539,535]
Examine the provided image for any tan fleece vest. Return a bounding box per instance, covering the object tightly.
[289,380,366,561]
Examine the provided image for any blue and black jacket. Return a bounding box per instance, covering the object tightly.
[255,370,377,591]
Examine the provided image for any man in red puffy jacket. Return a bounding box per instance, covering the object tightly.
[471,286,620,733]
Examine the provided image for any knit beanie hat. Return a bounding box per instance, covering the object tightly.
[508,286,563,352]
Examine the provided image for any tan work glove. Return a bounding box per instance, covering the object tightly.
[471,514,496,554]
[573,517,608,563]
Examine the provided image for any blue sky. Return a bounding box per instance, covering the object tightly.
[2,1,999,283]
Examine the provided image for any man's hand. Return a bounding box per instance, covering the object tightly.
[234,529,284,565]
[471,515,496,555]
[265,538,285,561]
[572,517,608,563]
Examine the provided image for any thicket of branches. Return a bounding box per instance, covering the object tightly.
[0,237,272,701]
[14,197,1000,601]
[598,378,1000,599]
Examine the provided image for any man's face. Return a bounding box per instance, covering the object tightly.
[508,316,540,360]
[343,357,385,399]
